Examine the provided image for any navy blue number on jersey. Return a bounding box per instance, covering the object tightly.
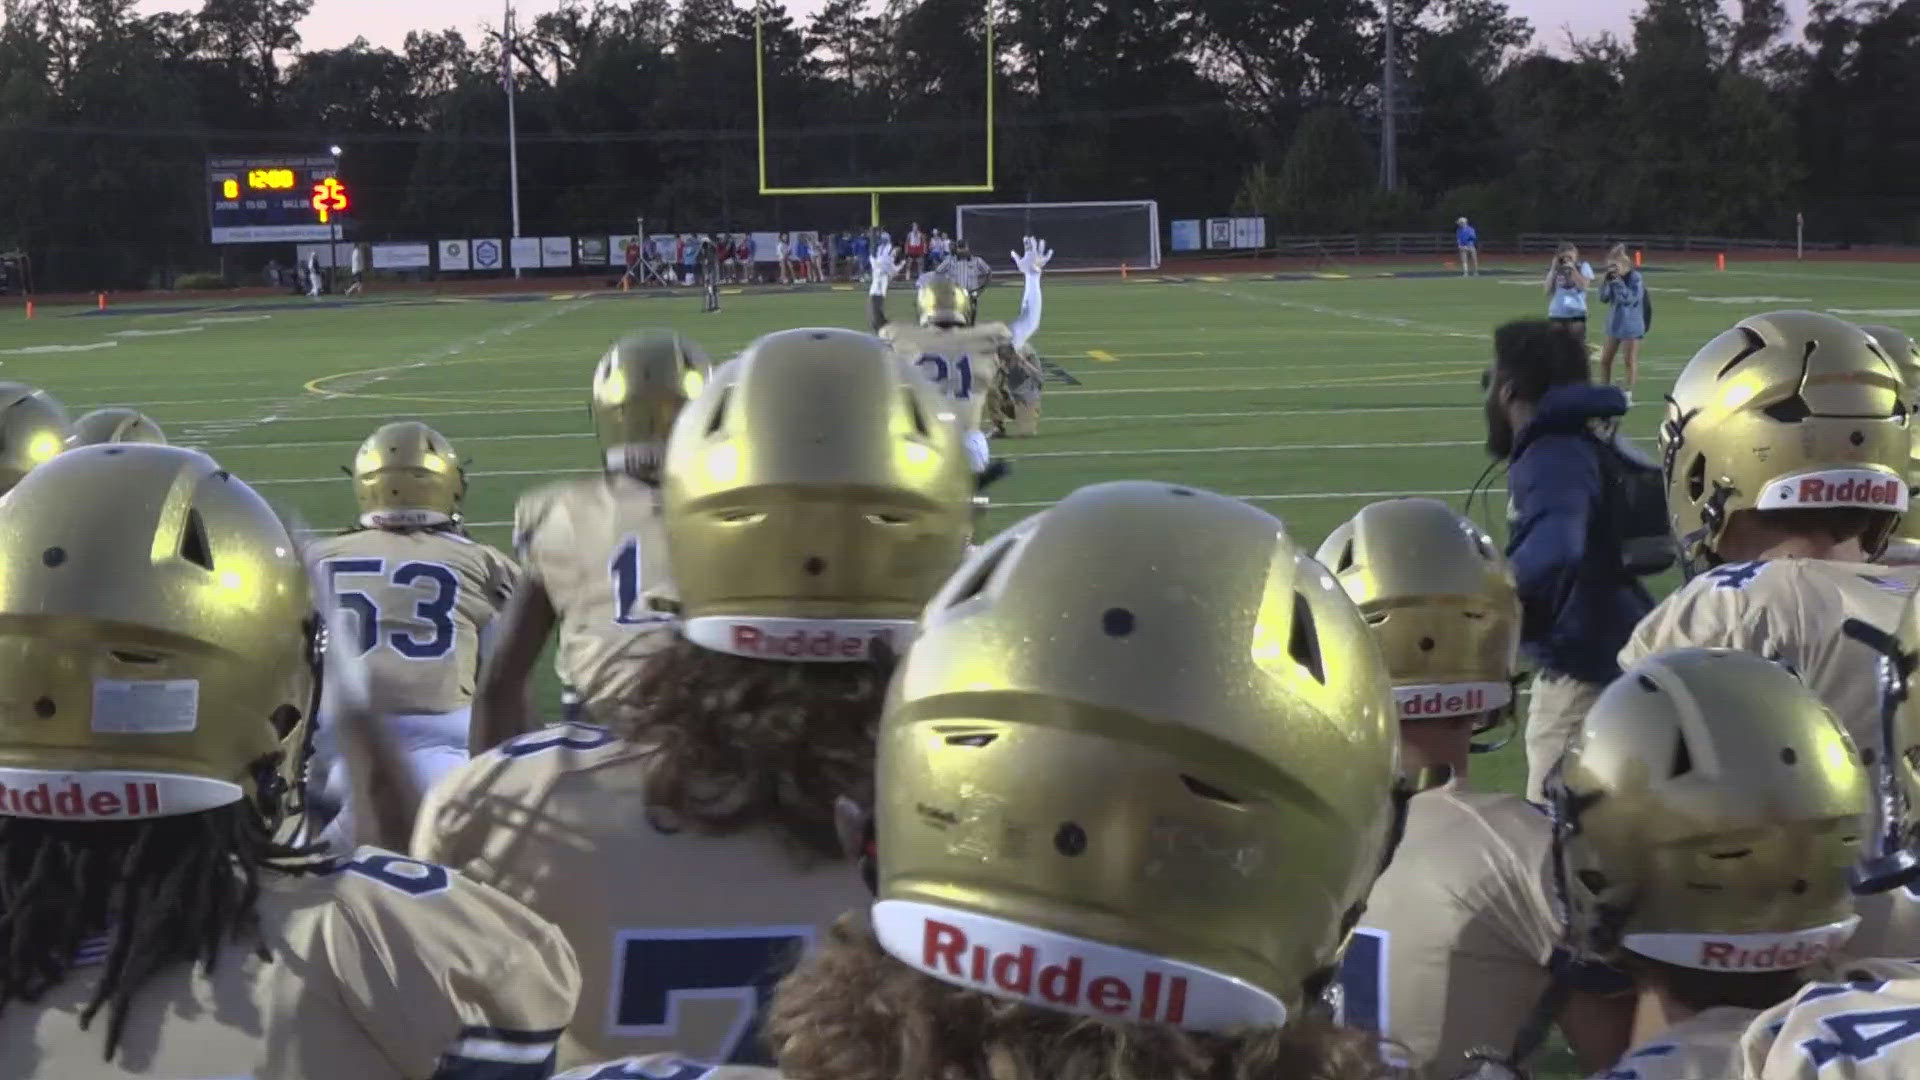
[1705,561,1767,590]
[916,353,974,399]
[498,724,617,759]
[609,927,813,1065]
[337,852,454,898]
[1800,1005,1920,1068]
[566,1060,717,1080]
[1334,927,1388,1033]
[323,557,460,659]
[610,537,651,625]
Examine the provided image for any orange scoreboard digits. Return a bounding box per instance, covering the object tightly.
[310,177,350,224]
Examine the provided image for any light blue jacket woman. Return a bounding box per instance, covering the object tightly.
[1600,268,1646,340]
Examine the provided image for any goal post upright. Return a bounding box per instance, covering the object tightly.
[754,0,996,228]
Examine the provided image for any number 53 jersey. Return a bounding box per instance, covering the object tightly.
[307,528,520,716]
[413,724,871,1073]
[515,475,679,727]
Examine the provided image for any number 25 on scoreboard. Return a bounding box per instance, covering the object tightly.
[311,177,350,224]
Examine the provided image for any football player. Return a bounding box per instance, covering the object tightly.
[1621,310,1919,954]
[306,421,518,846]
[869,235,1050,473]
[471,331,710,752]
[0,444,579,1078]
[1860,324,1920,567]
[414,328,977,1070]
[1738,586,1920,1080]
[1319,498,1632,1077]
[1553,648,1869,1080]
[65,407,167,447]
[0,381,69,492]
[557,480,1408,1080]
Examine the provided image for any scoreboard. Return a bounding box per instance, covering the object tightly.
[207,155,349,244]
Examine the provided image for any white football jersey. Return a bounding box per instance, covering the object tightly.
[1741,960,1920,1080]
[1590,1006,1759,1079]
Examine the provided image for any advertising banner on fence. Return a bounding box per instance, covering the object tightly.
[1170,220,1201,252]
[371,243,432,270]
[471,238,504,271]
[438,239,471,271]
[1206,219,1233,250]
[1231,217,1266,250]
[540,236,573,268]
[510,237,541,271]
[577,236,610,266]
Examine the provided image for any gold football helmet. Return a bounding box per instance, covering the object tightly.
[874,481,1403,1031]
[349,421,465,527]
[0,445,320,831]
[1661,311,1909,573]
[662,328,974,661]
[66,407,168,448]
[1550,648,1868,971]
[0,382,70,494]
[917,278,971,327]
[593,330,712,473]
[1859,324,1920,551]
[1317,497,1522,752]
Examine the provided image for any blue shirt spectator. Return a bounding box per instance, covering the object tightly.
[1456,220,1478,248]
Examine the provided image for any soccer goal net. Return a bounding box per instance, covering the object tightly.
[956,201,1160,273]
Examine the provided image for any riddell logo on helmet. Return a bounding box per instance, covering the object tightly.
[1394,682,1510,720]
[1796,475,1902,507]
[729,624,892,660]
[870,899,1291,1032]
[0,777,163,819]
[1697,937,1834,971]
[920,918,1192,1024]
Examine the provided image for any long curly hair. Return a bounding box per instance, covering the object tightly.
[767,914,1399,1080]
[0,771,323,1061]
[608,634,892,864]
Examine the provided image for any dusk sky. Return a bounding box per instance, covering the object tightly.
[130,0,1786,56]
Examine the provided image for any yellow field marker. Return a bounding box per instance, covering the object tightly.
[1313,272,1351,280]
[1198,275,1227,282]
[1087,350,1118,363]
[549,294,577,301]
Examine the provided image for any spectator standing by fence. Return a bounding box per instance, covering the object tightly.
[1455,217,1480,276]
[905,222,926,278]
[1597,244,1648,396]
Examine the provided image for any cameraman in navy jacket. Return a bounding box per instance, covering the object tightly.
[1483,319,1653,801]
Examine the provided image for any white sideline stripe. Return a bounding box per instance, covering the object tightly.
[294,486,1485,534]
[249,441,1485,485]
[208,402,1663,450]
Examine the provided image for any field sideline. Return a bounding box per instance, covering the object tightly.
[5,258,1919,808]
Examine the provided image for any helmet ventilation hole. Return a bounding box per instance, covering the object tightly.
[1101,608,1134,637]
[1181,775,1242,805]
[1418,636,1436,652]
[1671,734,1693,778]
[40,546,65,568]
[1716,328,1767,378]
[1289,592,1325,684]
[901,390,930,438]
[942,536,1016,607]
[1637,674,1659,692]
[33,697,54,718]
[1686,455,1706,501]
[1053,822,1087,856]
[705,388,731,435]
[1781,746,1798,765]
[803,556,826,576]
[1762,396,1812,423]
[180,509,214,570]
[1336,541,1355,573]
[944,732,997,748]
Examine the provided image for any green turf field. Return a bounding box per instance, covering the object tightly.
[5,257,1919,807]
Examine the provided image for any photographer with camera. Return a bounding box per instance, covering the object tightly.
[1597,244,1647,396]
[1544,242,1593,341]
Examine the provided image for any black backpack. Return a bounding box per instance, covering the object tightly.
[1591,425,1675,576]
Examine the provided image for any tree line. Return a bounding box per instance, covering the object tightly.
[2,0,1918,290]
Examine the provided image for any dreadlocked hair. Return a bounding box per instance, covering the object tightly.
[608,632,893,866]
[0,774,323,1061]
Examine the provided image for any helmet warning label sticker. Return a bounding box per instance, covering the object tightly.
[91,678,199,734]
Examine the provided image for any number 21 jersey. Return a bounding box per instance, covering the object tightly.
[879,322,1012,434]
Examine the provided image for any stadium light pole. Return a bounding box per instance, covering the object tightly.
[329,144,344,285]
[1379,0,1399,191]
